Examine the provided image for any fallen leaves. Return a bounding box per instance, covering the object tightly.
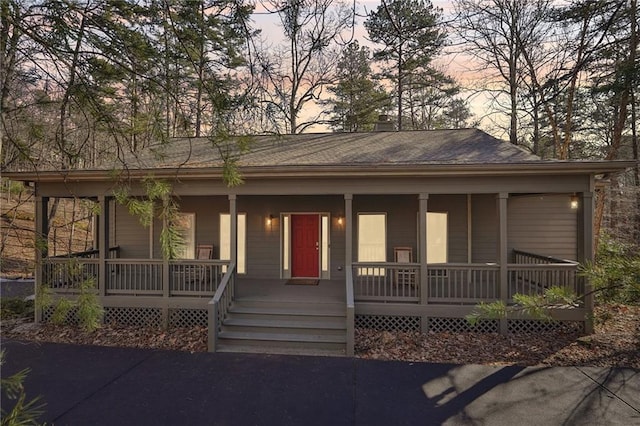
[2,304,638,367]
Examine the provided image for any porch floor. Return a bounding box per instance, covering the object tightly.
[235,278,345,304]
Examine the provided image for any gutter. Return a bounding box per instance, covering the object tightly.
[3,161,637,183]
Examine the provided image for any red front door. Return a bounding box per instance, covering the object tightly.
[291,214,320,278]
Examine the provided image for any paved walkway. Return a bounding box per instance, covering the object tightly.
[2,340,638,425]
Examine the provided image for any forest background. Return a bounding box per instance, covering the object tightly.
[0,0,638,272]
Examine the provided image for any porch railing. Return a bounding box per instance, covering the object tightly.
[169,260,227,297]
[42,257,100,293]
[106,259,163,296]
[509,249,581,299]
[353,258,579,305]
[352,262,420,303]
[427,263,500,304]
[50,246,120,259]
[208,262,236,352]
[507,264,581,299]
[512,249,575,265]
[345,267,355,356]
[43,257,229,298]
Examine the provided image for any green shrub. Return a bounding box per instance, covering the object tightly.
[580,235,640,305]
[0,299,35,320]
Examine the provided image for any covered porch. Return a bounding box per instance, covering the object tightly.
[35,188,593,355]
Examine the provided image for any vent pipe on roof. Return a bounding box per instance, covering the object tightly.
[374,114,395,132]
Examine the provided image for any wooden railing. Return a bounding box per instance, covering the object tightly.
[352,259,578,305]
[169,260,227,297]
[509,249,580,299]
[43,256,229,298]
[512,249,575,265]
[106,259,163,296]
[208,262,236,352]
[51,246,120,259]
[345,267,355,356]
[42,258,99,293]
[352,262,420,303]
[507,263,581,299]
[428,263,500,304]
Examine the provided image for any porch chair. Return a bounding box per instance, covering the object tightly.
[394,247,415,287]
[197,244,214,260]
[189,244,214,291]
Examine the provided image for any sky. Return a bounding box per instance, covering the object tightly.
[249,0,499,134]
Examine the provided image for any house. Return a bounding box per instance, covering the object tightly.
[3,129,634,356]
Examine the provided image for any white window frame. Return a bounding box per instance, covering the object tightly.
[175,212,195,259]
[357,213,387,276]
[220,212,247,274]
[426,211,448,264]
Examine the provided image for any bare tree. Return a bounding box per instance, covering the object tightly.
[454,0,552,146]
[255,0,354,134]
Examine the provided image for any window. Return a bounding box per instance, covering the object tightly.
[426,212,448,264]
[220,213,247,274]
[358,213,386,275]
[174,213,195,259]
[321,215,329,272]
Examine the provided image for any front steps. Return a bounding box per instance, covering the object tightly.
[216,299,347,356]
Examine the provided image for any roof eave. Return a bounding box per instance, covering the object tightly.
[3,160,636,182]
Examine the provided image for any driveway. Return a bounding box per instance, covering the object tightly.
[2,340,639,425]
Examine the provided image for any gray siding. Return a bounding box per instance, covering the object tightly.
[429,195,468,263]
[352,194,469,264]
[239,195,345,280]
[472,194,498,263]
[353,195,418,263]
[508,194,577,261]
[114,203,150,258]
[153,196,228,259]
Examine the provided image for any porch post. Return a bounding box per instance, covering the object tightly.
[34,194,49,323]
[579,192,595,334]
[497,193,509,335]
[419,193,429,332]
[97,195,108,298]
[344,194,353,268]
[344,194,354,356]
[229,194,237,265]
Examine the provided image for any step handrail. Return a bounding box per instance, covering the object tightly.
[346,266,355,356]
[208,262,236,352]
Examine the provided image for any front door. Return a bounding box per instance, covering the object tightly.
[291,214,320,278]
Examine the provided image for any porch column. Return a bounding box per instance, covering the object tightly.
[419,193,429,332]
[34,194,49,323]
[497,192,509,335]
[344,194,353,268]
[97,195,108,298]
[344,194,354,356]
[229,195,237,267]
[578,192,595,333]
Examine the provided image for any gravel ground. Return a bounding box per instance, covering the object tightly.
[2,304,638,368]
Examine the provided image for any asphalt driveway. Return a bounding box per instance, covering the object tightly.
[2,340,638,425]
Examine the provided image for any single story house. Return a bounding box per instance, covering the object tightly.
[4,128,634,356]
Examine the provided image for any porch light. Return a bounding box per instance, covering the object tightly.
[570,194,579,209]
[336,216,344,227]
[266,214,275,230]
